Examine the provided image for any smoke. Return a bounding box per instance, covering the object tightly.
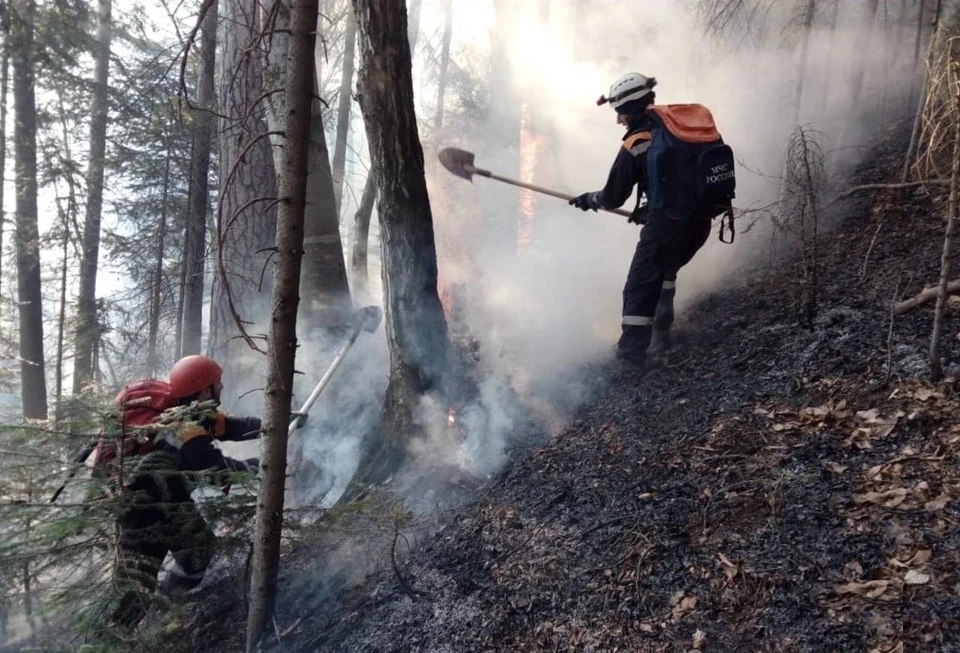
[256,0,919,511]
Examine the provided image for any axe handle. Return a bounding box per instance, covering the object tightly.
[288,322,364,435]
[478,169,634,219]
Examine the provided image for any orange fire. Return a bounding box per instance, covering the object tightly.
[517,102,546,255]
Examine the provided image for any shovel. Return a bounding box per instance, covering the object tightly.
[288,305,383,435]
[438,147,633,219]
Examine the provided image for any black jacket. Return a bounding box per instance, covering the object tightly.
[592,114,656,213]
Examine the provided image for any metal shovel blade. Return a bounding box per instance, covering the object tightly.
[438,147,477,181]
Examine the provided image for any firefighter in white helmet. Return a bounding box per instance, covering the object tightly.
[570,73,734,369]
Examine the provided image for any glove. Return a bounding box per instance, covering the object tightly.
[628,204,649,225]
[569,192,599,212]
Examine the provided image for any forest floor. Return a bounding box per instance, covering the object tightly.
[177,119,960,653]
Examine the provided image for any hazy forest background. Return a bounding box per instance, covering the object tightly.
[0,0,959,649]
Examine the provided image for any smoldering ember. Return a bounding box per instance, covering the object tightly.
[1,1,960,652]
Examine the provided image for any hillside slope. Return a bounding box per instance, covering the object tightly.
[186,123,960,653]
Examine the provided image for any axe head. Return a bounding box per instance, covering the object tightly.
[438,147,477,182]
[352,305,383,333]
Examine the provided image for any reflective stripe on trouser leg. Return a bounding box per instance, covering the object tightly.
[622,315,654,326]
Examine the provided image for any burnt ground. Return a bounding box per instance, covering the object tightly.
[181,121,960,653]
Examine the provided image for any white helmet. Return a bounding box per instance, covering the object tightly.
[597,73,657,110]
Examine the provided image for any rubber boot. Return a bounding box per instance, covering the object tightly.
[649,282,676,355]
[616,325,653,370]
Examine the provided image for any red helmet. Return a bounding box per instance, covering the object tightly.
[169,355,223,399]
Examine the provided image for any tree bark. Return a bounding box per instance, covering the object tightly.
[347,0,454,489]
[350,172,377,298]
[930,42,960,380]
[262,1,352,329]
[0,14,8,317]
[210,0,277,410]
[73,0,112,393]
[147,152,171,377]
[245,0,316,647]
[11,0,46,419]
[331,8,357,214]
[181,0,217,357]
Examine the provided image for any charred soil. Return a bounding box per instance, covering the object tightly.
[183,122,960,652]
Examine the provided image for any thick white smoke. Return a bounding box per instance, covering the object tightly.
[279,0,915,507]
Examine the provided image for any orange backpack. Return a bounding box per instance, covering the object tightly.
[91,379,176,468]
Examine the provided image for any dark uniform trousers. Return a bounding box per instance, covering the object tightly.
[108,452,216,630]
[618,209,712,360]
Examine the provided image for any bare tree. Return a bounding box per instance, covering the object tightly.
[0,10,8,312]
[10,0,46,419]
[147,151,171,376]
[245,0,317,646]
[210,0,278,409]
[331,7,357,214]
[73,0,113,392]
[350,172,377,298]
[346,0,454,489]
[929,35,960,380]
[262,0,352,329]
[180,0,217,357]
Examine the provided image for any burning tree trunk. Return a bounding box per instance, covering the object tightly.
[181,0,217,357]
[11,0,47,419]
[245,0,316,646]
[73,0,112,393]
[210,0,277,409]
[347,0,454,489]
[331,8,357,214]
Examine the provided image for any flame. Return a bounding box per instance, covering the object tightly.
[517,102,545,255]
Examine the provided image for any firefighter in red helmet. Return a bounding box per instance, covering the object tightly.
[109,355,261,631]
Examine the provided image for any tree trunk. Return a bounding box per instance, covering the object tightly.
[54,90,78,426]
[350,172,377,298]
[930,41,960,381]
[11,0,46,419]
[55,220,68,426]
[0,15,8,317]
[347,0,454,489]
[245,0,316,647]
[147,152,171,377]
[850,0,881,109]
[331,8,357,214]
[73,0,112,393]
[262,1,352,330]
[407,0,422,53]
[433,0,452,133]
[181,0,217,357]
[210,0,277,410]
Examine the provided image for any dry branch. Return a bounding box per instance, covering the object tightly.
[894,279,960,314]
[837,179,950,200]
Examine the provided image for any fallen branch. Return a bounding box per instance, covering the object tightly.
[894,279,960,314]
[836,179,950,200]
